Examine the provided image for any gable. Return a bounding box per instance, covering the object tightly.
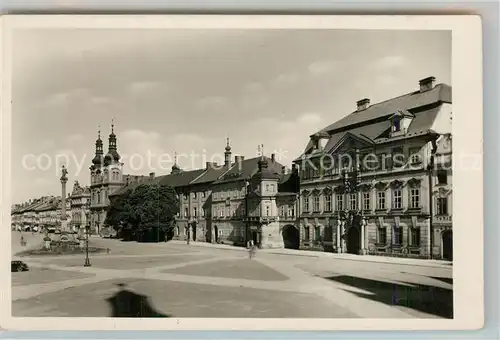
[328,132,375,154]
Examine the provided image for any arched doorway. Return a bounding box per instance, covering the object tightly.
[346,227,360,254]
[442,230,453,261]
[282,225,300,249]
[213,225,218,243]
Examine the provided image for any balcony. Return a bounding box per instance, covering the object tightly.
[433,215,452,224]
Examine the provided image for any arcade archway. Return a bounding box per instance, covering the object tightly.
[442,230,453,261]
[346,227,360,254]
[282,225,300,249]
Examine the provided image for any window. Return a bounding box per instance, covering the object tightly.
[314,226,321,242]
[265,206,270,216]
[349,193,357,210]
[303,196,310,212]
[289,206,295,217]
[324,195,332,212]
[220,209,224,217]
[437,197,448,215]
[377,191,386,209]
[392,116,401,132]
[437,170,448,184]
[270,184,275,192]
[384,153,392,170]
[409,227,421,246]
[184,207,188,217]
[279,206,285,216]
[303,226,310,241]
[409,147,421,164]
[193,207,198,218]
[97,192,101,204]
[392,189,402,209]
[377,227,387,244]
[363,192,371,210]
[313,195,320,212]
[336,194,344,211]
[410,188,420,208]
[266,184,269,191]
[392,147,405,169]
[393,226,403,245]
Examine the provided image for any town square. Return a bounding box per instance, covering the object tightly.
[12,231,452,318]
[9,27,454,320]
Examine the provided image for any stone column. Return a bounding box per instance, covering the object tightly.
[60,165,68,232]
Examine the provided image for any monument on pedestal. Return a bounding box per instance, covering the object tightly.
[60,165,69,232]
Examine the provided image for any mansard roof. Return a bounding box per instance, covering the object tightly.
[296,83,450,161]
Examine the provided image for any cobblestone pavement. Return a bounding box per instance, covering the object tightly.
[11,233,453,318]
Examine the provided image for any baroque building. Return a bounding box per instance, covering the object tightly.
[88,123,124,234]
[293,76,452,260]
[108,138,300,248]
[69,181,91,232]
[11,196,71,232]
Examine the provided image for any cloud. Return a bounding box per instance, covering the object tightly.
[196,96,229,111]
[66,134,85,145]
[45,88,89,106]
[373,55,406,70]
[127,81,164,94]
[34,177,51,187]
[272,72,299,89]
[243,81,264,93]
[308,60,340,76]
[91,96,112,105]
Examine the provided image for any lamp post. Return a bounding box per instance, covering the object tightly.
[427,150,436,260]
[84,222,91,267]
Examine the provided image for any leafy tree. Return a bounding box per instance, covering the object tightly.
[105,184,179,242]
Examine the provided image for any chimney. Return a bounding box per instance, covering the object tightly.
[419,76,436,92]
[356,98,370,111]
[271,154,276,162]
[149,172,155,179]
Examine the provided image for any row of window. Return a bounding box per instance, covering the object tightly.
[302,189,421,212]
[302,225,421,246]
[91,170,121,183]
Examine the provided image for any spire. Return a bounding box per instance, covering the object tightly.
[92,126,103,166]
[257,144,268,171]
[105,118,120,165]
[171,151,181,174]
[224,138,232,167]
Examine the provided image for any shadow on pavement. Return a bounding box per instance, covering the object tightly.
[322,275,453,319]
[106,283,171,317]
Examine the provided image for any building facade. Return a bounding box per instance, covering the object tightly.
[88,123,124,234]
[293,76,452,260]
[11,196,71,232]
[69,181,91,232]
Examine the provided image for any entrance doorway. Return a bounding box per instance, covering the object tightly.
[442,230,453,261]
[213,225,218,243]
[251,231,258,244]
[282,225,300,249]
[346,227,360,254]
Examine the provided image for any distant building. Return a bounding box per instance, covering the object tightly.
[293,76,452,259]
[69,181,91,232]
[11,196,71,232]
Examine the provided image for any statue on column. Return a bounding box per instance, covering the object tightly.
[60,165,69,232]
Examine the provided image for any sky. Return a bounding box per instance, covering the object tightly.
[11,29,451,204]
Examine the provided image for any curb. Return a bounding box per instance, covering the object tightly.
[170,241,452,269]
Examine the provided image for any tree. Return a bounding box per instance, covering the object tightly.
[105,184,179,242]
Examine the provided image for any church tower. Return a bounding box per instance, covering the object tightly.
[224,138,232,168]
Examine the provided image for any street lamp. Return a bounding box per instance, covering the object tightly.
[84,222,91,267]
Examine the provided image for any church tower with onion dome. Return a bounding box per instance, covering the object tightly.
[89,120,124,235]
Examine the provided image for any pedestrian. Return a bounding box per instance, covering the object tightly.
[106,248,110,255]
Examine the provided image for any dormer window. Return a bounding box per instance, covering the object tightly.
[392,116,401,132]
[389,110,414,137]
